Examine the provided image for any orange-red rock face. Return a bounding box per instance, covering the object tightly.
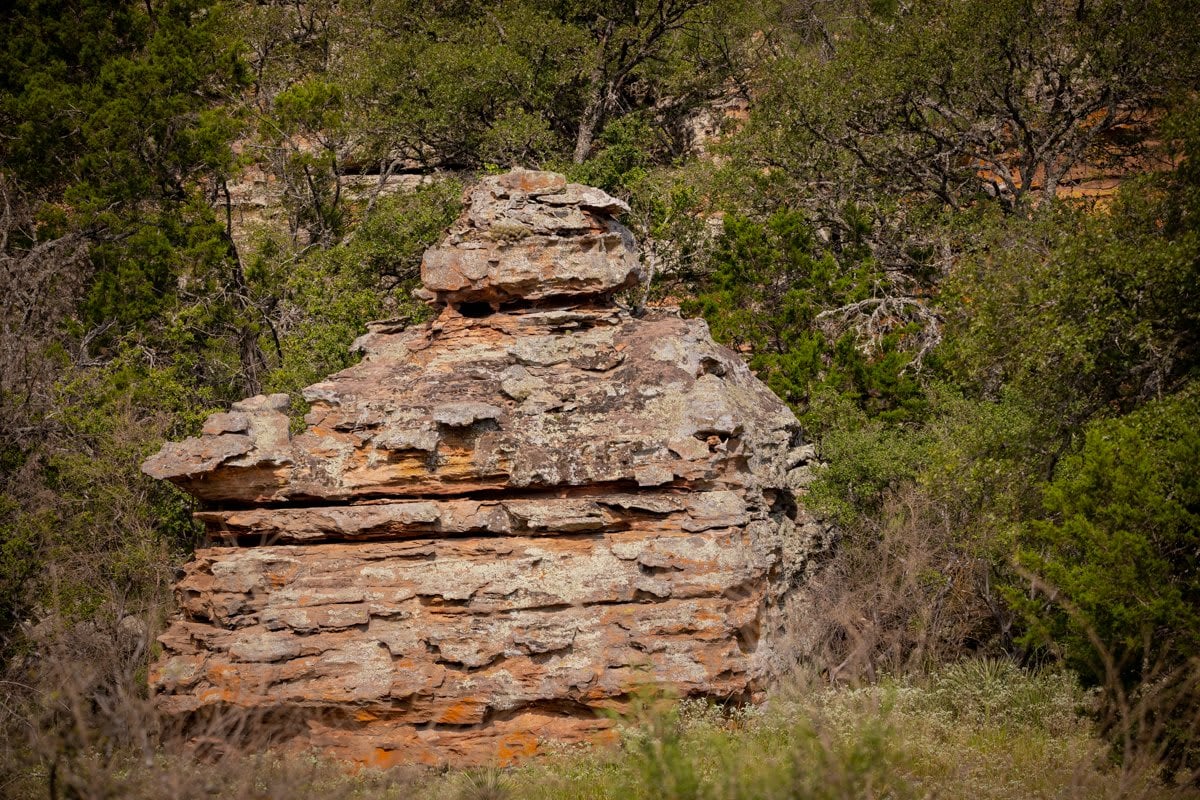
[143,170,827,766]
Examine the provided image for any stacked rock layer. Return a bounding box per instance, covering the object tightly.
[143,170,826,767]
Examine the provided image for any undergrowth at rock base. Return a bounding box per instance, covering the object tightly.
[3,661,1193,800]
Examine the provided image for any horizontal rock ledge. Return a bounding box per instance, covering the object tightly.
[194,491,752,544]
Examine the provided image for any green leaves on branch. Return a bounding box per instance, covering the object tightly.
[684,209,927,426]
[1015,387,1200,685]
[1011,386,1200,769]
[257,180,462,405]
[940,159,1200,444]
[743,0,1200,211]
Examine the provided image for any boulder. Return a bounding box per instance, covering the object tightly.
[417,169,641,305]
[143,169,829,767]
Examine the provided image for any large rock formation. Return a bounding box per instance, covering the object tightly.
[143,170,827,767]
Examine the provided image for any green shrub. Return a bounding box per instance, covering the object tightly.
[1012,384,1200,772]
[259,180,461,405]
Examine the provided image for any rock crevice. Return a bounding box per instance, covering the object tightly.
[144,169,829,766]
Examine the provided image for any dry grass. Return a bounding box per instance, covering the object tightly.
[796,486,1008,683]
[2,615,1193,800]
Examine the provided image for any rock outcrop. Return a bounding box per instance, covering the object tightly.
[143,169,828,767]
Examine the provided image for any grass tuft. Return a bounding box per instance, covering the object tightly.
[2,648,1194,800]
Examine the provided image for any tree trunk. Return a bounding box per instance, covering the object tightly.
[573,82,609,164]
[220,178,273,397]
[574,21,615,165]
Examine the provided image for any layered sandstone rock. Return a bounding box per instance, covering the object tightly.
[144,169,827,766]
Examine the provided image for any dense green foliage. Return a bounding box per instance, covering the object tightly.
[2,0,1199,791]
[682,210,927,425]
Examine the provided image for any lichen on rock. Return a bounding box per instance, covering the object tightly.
[418,169,641,306]
[142,168,830,767]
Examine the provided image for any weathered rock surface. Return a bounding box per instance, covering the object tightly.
[144,169,828,766]
[418,170,641,305]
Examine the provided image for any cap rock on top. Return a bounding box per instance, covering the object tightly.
[419,169,642,306]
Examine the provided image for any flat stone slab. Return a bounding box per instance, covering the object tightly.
[419,169,641,304]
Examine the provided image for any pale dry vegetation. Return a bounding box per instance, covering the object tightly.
[1,600,1194,800]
